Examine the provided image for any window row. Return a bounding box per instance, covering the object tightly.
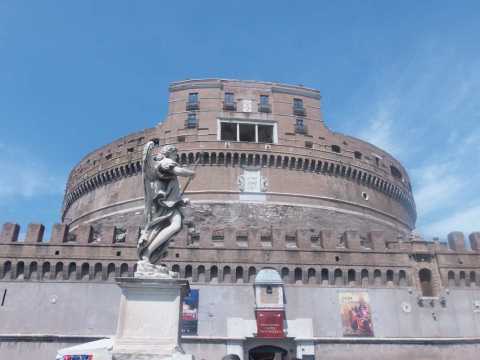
[185,92,305,115]
[0,261,135,281]
[446,270,479,287]
[170,264,411,287]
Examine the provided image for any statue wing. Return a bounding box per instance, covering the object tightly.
[142,141,157,224]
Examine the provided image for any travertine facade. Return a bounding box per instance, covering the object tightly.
[1,79,479,360]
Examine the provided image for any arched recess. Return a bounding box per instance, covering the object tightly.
[294,268,303,284]
[197,265,206,282]
[235,266,244,283]
[361,269,369,287]
[81,263,90,280]
[419,268,434,297]
[307,268,316,284]
[447,271,456,287]
[223,266,231,283]
[248,267,256,283]
[321,268,329,285]
[210,266,218,283]
[55,262,64,280]
[68,262,77,280]
[334,269,343,286]
[107,263,116,280]
[16,261,25,280]
[94,263,103,280]
[42,262,51,280]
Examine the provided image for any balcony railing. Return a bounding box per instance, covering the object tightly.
[293,106,306,116]
[186,101,200,111]
[258,103,271,113]
[223,101,237,111]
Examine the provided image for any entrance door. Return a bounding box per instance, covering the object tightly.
[248,345,288,360]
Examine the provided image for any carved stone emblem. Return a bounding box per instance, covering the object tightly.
[238,168,268,192]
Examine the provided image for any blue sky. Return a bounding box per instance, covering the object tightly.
[0,1,479,240]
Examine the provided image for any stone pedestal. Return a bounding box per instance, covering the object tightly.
[113,277,194,360]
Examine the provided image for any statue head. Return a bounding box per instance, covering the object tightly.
[160,144,177,159]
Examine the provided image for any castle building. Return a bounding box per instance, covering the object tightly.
[1,79,480,360]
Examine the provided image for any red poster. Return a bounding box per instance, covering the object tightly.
[256,310,285,338]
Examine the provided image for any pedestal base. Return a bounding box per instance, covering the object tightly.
[112,277,194,360]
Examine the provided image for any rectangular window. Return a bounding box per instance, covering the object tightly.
[239,123,256,142]
[258,125,273,143]
[186,93,199,110]
[293,98,303,109]
[295,118,307,134]
[258,95,271,113]
[220,123,237,141]
[293,98,306,116]
[225,92,234,104]
[188,92,198,104]
[219,121,276,143]
[186,113,197,128]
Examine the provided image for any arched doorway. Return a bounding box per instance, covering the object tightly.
[248,345,288,360]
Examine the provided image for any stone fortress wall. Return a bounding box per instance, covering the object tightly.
[1,222,480,294]
[2,79,480,360]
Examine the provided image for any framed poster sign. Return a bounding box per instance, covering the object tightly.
[339,292,374,337]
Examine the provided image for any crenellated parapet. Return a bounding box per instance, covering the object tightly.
[2,223,480,293]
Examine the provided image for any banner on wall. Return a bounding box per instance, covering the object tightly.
[181,289,199,335]
[255,310,285,338]
[339,292,374,337]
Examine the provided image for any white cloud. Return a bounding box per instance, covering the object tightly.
[0,143,66,201]
[412,162,466,216]
[421,205,480,238]
[357,99,405,157]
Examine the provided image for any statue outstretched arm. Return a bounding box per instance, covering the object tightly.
[173,166,195,178]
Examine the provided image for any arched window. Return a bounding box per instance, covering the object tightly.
[223,266,231,283]
[42,262,51,279]
[347,269,356,286]
[373,269,382,285]
[107,263,116,280]
[399,270,407,286]
[248,267,256,283]
[321,268,329,285]
[55,262,64,280]
[29,262,38,280]
[281,267,289,283]
[361,269,369,287]
[197,265,205,282]
[94,263,103,280]
[448,271,456,287]
[470,271,476,287]
[68,262,77,280]
[16,261,25,280]
[210,266,218,283]
[459,271,466,287]
[235,266,243,283]
[386,270,394,286]
[390,165,402,180]
[171,264,180,274]
[334,269,343,286]
[120,263,129,277]
[419,268,434,296]
[294,268,303,284]
[81,263,90,280]
[185,265,193,280]
[331,145,341,153]
[307,268,316,284]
